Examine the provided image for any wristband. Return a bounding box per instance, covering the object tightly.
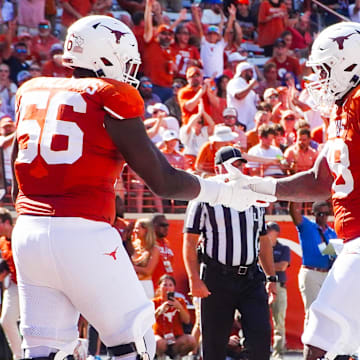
[266,275,278,283]
[249,177,277,196]
[193,176,232,207]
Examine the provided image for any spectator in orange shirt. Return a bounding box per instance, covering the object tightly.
[284,127,318,174]
[61,0,95,29]
[30,20,59,65]
[42,43,73,78]
[280,109,297,148]
[151,214,175,288]
[153,274,196,358]
[246,110,271,150]
[257,0,288,56]
[271,86,290,123]
[195,125,237,176]
[143,0,177,102]
[178,66,219,125]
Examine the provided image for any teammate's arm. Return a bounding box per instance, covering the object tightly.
[251,152,333,202]
[104,114,201,200]
[276,153,332,201]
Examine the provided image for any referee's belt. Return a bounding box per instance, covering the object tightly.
[301,265,329,273]
[202,253,257,276]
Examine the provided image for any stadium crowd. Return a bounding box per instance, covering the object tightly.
[0,0,354,360]
[0,0,351,214]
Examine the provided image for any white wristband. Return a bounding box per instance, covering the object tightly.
[193,176,232,206]
[250,177,277,196]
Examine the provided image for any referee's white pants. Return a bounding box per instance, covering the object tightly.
[12,215,155,355]
[0,280,22,359]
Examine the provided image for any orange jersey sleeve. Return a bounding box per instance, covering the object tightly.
[327,88,360,241]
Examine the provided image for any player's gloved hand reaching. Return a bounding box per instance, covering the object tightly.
[194,171,277,212]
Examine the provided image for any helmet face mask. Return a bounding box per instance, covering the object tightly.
[63,15,141,88]
[306,22,360,112]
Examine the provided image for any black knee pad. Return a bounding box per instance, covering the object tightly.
[107,342,137,357]
[107,342,152,359]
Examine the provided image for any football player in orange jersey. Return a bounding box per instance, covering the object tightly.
[249,21,360,360]
[10,15,274,360]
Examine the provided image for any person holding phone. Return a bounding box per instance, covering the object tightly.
[152,274,196,358]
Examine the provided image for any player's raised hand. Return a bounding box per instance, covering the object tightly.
[228,4,236,18]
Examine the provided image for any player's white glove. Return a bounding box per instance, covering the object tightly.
[193,174,277,212]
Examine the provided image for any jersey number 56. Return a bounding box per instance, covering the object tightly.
[16,91,85,165]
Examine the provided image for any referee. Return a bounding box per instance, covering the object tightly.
[183,146,277,360]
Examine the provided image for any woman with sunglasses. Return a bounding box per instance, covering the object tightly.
[0,63,16,117]
[131,218,160,299]
[171,22,201,81]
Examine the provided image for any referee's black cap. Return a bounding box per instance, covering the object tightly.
[215,146,247,165]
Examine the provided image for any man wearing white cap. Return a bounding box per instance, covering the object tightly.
[144,103,180,146]
[226,62,258,131]
[160,129,185,170]
[193,4,237,78]
[194,125,238,176]
[217,107,247,150]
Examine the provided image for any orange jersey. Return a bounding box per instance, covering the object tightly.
[152,237,174,288]
[178,85,212,125]
[326,87,360,241]
[171,43,200,79]
[152,296,187,337]
[14,77,144,224]
[0,236,16,283]
[142,38,175,87]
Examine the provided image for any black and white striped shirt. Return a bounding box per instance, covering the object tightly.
[184,201,267,266]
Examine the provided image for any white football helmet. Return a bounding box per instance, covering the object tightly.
[63,15,141,87]
[306,21,360,110]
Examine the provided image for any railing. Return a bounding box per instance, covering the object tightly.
[311,0,350,22]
